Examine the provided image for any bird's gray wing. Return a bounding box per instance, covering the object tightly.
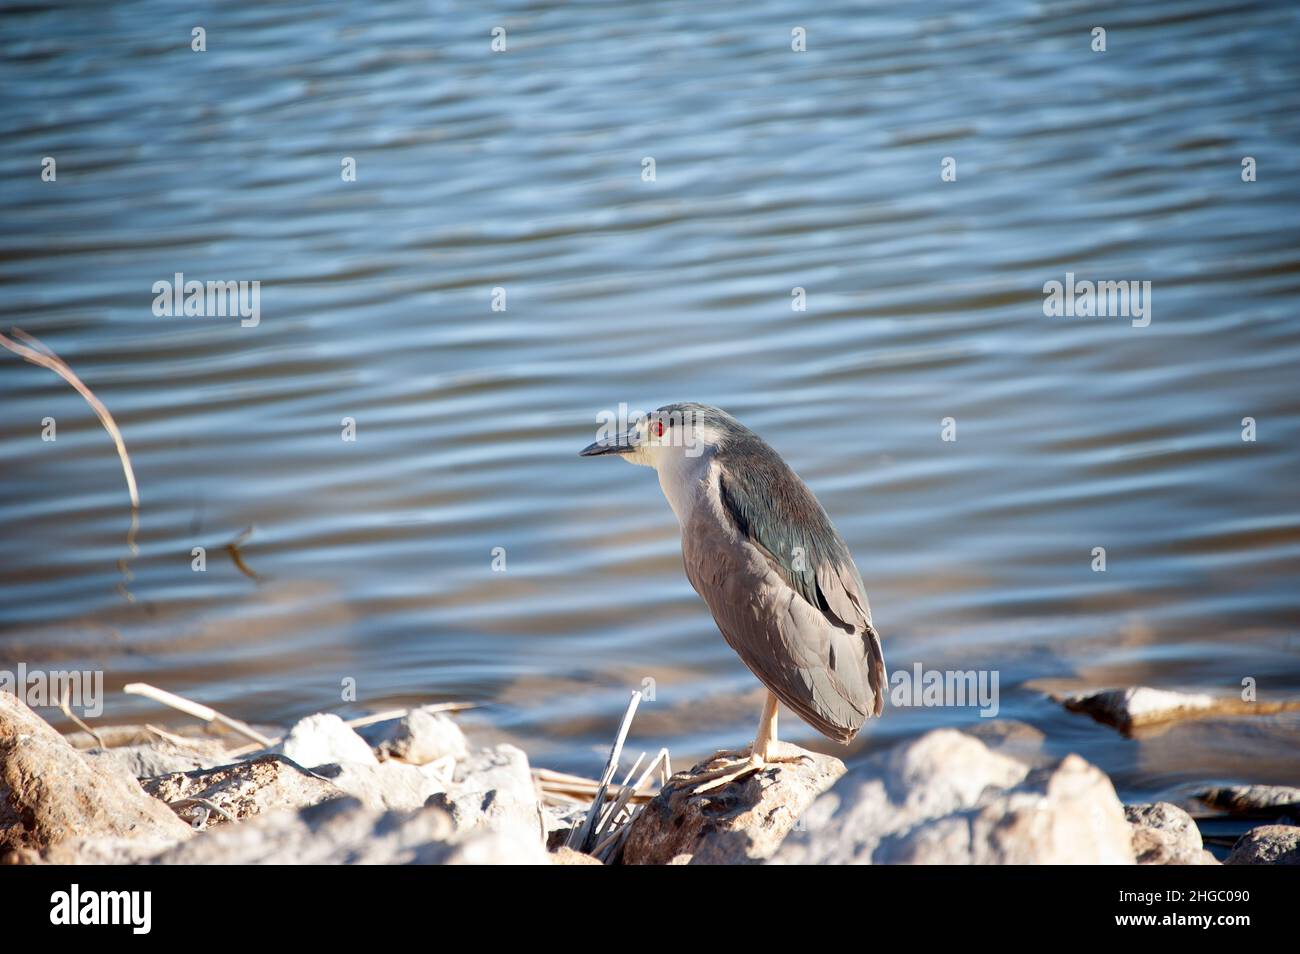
[716,461,873,615]
[689,467,888,738]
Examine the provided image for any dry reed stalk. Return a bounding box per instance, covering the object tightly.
[566,690,642,852]
[594,747,670,841]
[593,750,647,836]
[533,767,658,806]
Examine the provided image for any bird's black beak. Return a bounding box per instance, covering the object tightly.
[579,430,637,457]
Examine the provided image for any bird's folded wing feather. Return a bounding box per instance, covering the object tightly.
[717,467,887,721]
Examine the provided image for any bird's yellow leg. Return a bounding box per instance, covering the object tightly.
[684,693,805,793]
[753,690,779,761]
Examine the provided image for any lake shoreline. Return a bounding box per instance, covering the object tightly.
[3,686,1296,865]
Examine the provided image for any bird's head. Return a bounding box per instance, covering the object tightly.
[579,402,741,470]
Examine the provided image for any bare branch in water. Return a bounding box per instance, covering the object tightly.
[0,327,139,509]
[226,525,264,582]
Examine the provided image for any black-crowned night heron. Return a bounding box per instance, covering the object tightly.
[581,402,886,789]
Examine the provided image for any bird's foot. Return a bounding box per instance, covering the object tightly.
[682,753,764,794]
[681,741,815,794]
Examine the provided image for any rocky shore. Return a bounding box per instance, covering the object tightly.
[2,688,1296,865]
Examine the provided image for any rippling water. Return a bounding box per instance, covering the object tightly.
[2,1,1298,802]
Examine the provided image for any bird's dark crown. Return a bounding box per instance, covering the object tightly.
[651,402,753,445]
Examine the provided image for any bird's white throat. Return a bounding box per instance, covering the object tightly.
[651,449,717,526]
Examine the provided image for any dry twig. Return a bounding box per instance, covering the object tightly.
[0,327,139,508]
[59,685,105,749]
[123,682,273,747]
[167,797,239,827]
[344,702,477,729]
